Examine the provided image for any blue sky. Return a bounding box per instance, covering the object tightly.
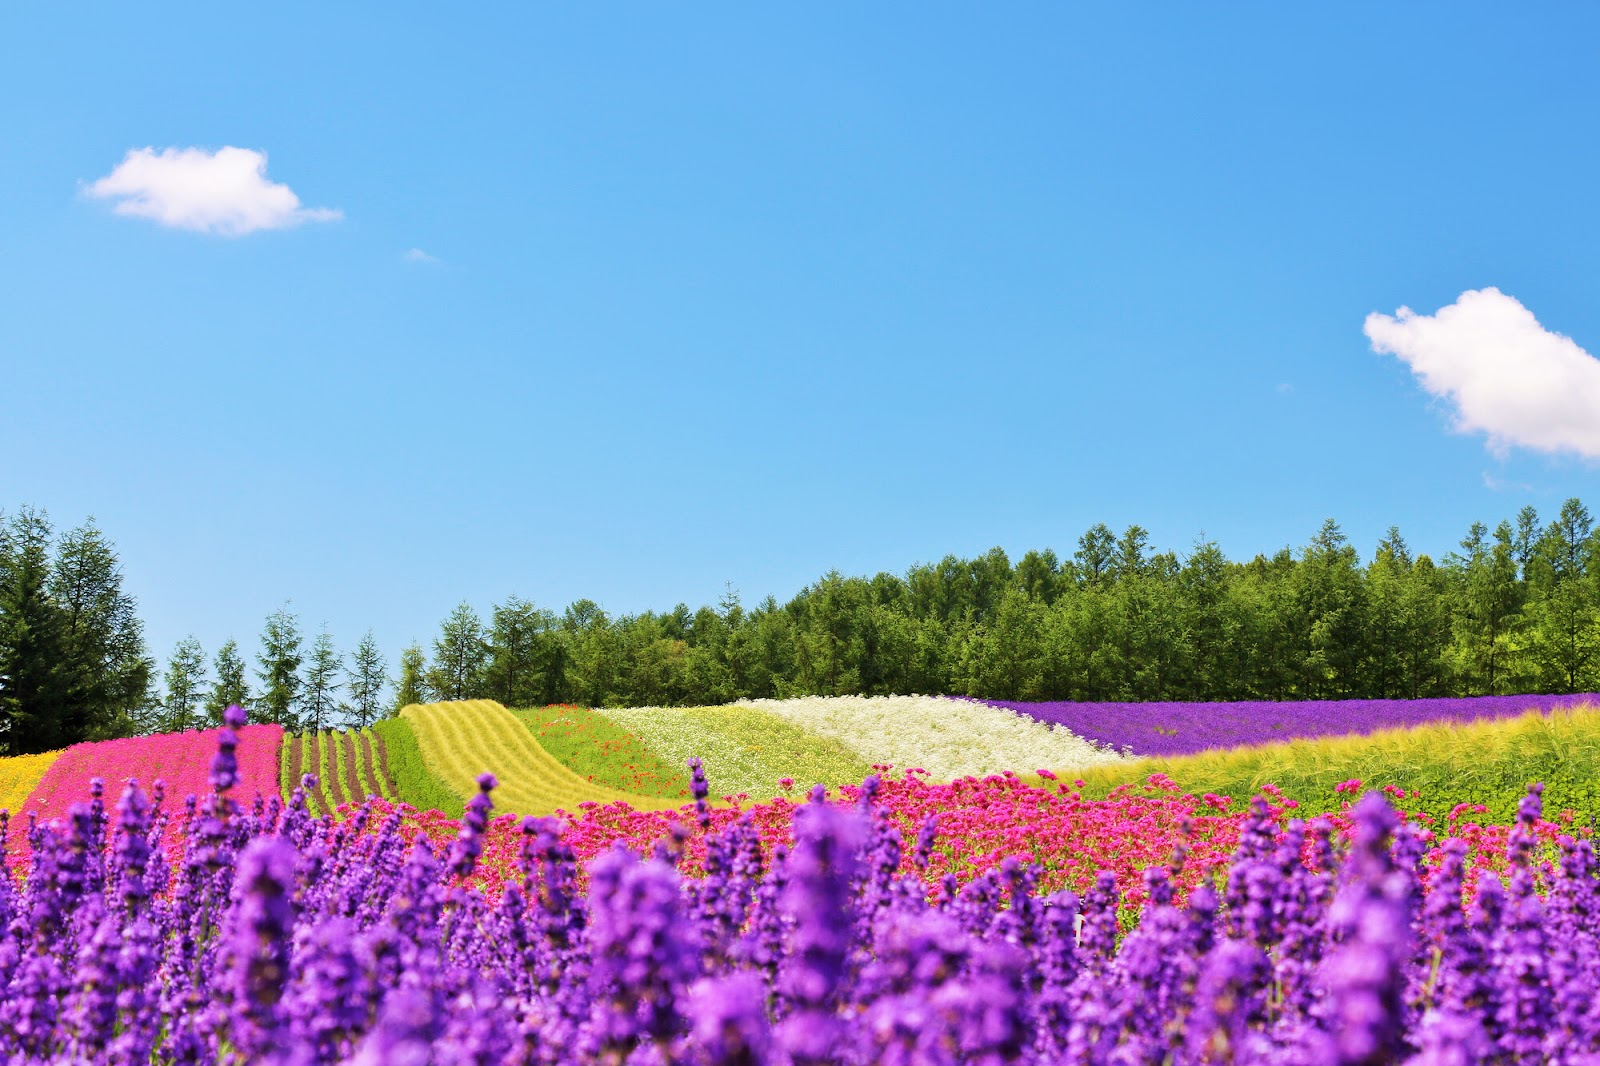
[4,4,1599,674]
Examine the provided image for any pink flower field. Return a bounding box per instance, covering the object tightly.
[15,723,283,828]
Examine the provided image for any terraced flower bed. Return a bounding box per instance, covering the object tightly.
[983,691,1600,757]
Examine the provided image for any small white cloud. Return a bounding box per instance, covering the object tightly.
[86,146,340,236]
[1275,383,1294,395]
[403,248,439,264]
[1482,470,1536,493]
[1365,287,1600,460]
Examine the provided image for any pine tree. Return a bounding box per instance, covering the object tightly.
[207,638,251,724]
[49,518,151,741]
[1526,498,1599,692]
[346,630,388,727]
[426,602,488,701]
[485,596,547,708]
[161,637,208,732]
[256,605,304,729]
[393,644,428,713]
[302,627,342,732]
[0,507,70,754]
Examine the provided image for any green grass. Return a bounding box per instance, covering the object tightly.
[600,702,875,800]
[372,716,466,818]
[511,704,693,800]
[1070,703,1600,826]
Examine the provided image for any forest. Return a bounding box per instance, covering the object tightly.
[1,499,1598,752]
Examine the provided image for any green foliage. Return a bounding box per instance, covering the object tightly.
[255,604,303,730]
[345,630,387,728]
[1072,704,1600,826]
[486,598,556,708]
[372,715,464,818]
[511,704,692,800]
[426,602,489,701]
[206,638,251,726]
[0,507,150,753]
[156,637,208,734]
[303,629,342,733]
[12,497,1600,737]
[392,644,428,717]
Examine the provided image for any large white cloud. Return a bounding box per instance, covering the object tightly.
[1365,287,1600,460]
[87,146,340,236]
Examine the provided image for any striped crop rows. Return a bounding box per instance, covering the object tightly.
[400,700,680,817]
[280,727,398,816]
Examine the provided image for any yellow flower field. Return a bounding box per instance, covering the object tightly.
[0,750,61,817]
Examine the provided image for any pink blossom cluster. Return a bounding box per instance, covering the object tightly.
[347,769,1573,911]
[12,724,284,832]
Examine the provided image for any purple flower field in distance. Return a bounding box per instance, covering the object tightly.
[976,693,1600,758]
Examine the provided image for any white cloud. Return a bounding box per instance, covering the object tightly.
[403,248,439,264]
[1365,287,1600,460]
[1482,470,1535,493]
[86,146,340,236]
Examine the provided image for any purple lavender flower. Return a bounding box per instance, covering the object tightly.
[584,845,701,1060]
[687,971,775,1066]
[448,772,496,879]
[776,802,864,1065]
[1311,792,1413,1065]
[223,836,299,1061]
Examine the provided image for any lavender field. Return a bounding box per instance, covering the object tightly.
[976,693,1600,758]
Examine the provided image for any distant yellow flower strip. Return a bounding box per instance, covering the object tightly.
[0,750,64,816]
[401,700,682,817]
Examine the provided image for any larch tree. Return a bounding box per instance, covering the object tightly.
[207,638,251,725]
[0,507,69,754]
[161,636,209,733]
[256,605,304,730]
[393,643,428,713]
[49,518,152,742]
[302,627,342,732]
[346,630,388,727]
[485,596,546,709]
[427,602,489,702]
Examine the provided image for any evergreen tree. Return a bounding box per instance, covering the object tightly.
[346,630,388,727]
[160,637,208,733]
[256,605,304,729]
[485,596,547,708]
[1074,524,1117,588]
[302,627,342,732]
[49,518,152,741]
[0,507,69,753]
[1293,519,1365,698]
[1525,498,1599,692]
[958,586,1045,700]
[1174,539,1234,701]
[427,602,489,701]
[207,638,251,724]
[393,643,428,712]
[561,599,617,706]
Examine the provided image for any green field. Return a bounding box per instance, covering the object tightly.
[511,704,693,800]
[598,702,875,799]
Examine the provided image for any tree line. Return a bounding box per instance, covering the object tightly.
[4,499,1600,754]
